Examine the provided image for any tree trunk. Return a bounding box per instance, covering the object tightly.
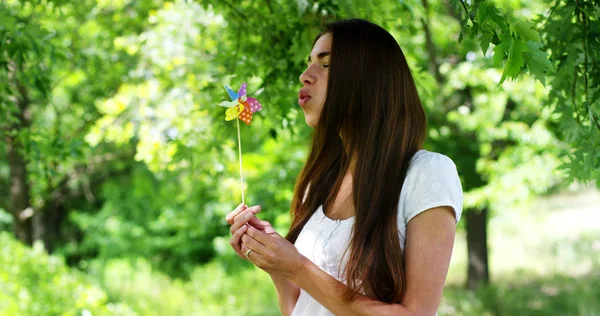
[6,59,34,245]
[36,203,64,253]
[465,207,489,290]
[32,211,45,245]
[421,0,444,84]
[6,135,33,245]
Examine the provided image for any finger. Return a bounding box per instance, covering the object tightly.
[241,231,267,255]
[246,224,277,245]
[240,243,250,260]
[241,242,267,266]
[226,203,247,224]
[226,203,247,225]
[240,243,255,262]
[264,226,277,235]
[247,216,270,230]
[229,224,248,257]
[249,205,261,214]
[229,209,254,235]
[233,205,261,222]
[249,218,276,234]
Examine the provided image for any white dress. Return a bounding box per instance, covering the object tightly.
[291,150,463,316]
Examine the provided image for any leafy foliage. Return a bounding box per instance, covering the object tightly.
[454,0,553,85]
[91,257,280,315]
[0,232,133,315]
[540,0,600,187]
[0,0,598,314]
[455,0,600,187]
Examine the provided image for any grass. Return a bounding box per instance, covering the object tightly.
[441,186,600,315]
[56,186,600,315]
[441,271,600,316]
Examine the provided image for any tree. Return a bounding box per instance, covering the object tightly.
[449,0,599,288]
[0,0,159,250]
[454,0,600,186]
[1,0,596,292]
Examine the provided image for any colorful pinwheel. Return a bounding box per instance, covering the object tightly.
[217,82,263,204]
[218,83,262,125]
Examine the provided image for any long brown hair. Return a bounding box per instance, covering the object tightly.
[286,19,427,303]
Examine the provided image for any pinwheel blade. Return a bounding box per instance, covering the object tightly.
[239,106,253,125]
[225,103,244,121]
[218,100,238,108]
[247,97,262,113]
[237,83,247,97]
[225,85,239,100]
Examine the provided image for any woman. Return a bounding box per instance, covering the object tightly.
[226,18,462,315]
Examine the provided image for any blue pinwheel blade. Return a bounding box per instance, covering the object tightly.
[225,85,239,100]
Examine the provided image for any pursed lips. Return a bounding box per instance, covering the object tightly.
[298,89,312,107]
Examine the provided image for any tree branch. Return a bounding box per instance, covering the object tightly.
[265,0,274,14]
[572,67,581,123]
[215,0,248,20]
[444,0,460,20]
[38,150,136,213]
[421,0,443,84]
[460,0,475,23]
[575,0,600,130]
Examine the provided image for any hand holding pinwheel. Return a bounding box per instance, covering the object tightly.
[218,83,263,204]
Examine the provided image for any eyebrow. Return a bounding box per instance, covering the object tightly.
[307,51,330,63]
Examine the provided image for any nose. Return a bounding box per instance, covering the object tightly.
[299,67,315,85]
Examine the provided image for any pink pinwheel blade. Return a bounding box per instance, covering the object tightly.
[247,97,262,113]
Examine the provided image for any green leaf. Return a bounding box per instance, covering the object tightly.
[487,4,508,30]
[458,16,470,43]
[512,20,541,42]
[590,89,600,104]
[0,15,17,30]
[480,32,492,54]
[500,39,528,84]
[492,36,511,67]
[522,41,553,86]
[477,2,491,22]
[471,21,480,39]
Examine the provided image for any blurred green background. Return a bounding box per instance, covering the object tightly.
[1,0,599,315]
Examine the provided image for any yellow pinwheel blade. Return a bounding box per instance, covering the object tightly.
[225,103,244,121]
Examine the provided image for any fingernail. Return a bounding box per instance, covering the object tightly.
[244,213,251,220]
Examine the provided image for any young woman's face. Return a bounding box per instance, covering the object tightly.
[298,32,332,128]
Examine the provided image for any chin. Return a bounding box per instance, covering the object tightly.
[305,117,317,128]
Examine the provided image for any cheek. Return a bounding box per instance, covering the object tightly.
[319,78,328,97]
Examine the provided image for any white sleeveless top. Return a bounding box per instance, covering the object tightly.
[291,150,463,316]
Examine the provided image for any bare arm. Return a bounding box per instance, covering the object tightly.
[226,204,301,315]
[400,206,456,314]
[244,206,456,316]
[270,273,301,316]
